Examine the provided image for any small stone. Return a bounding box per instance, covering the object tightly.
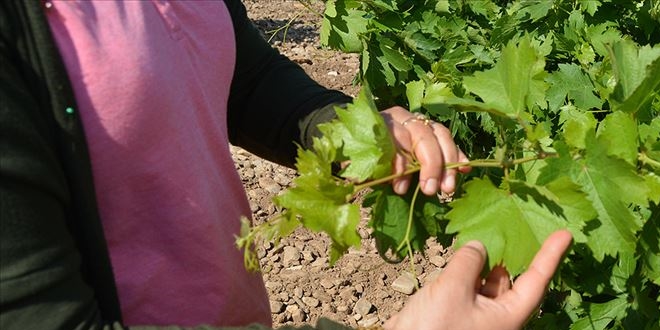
[353,298,373,316]
[264,281,282,291]
[320,278,335,289]
[327,70,339,76]
[312,290,332,303]
[392,272,418,295]
[339,287,356,301]
[302,250,315,261]
[270,300,284,313]
[282,246,301,266]
[430,255,447,268]
[291,309,305,323]
[355,284,364,294]
[294,287,303,298]
[258,177,281,194]
[358,316,380,328]
[302,296,320,307]
[285,304,299,313]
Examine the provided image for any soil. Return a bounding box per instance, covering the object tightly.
[233,1,454,328]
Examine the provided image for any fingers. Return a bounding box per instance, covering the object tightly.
[479,266,511,298]
[427,122,457,193]
[381,107,466,196]
[501,230,573,319]
[435,241,487,297]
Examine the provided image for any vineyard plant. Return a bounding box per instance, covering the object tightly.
[239,1,660,329]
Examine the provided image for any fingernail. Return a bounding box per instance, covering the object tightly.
[464,241,486,254]
[442,175,455,192]
[423,178,438,194]
[395,181,408,194]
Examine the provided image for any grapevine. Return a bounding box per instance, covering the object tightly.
[239,0,660,329]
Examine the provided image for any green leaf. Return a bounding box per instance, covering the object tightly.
[646,173,660,204]
[405,80,425,113]
[378,36,411,72]
[446,178,566,276]
[609,41,660,112]
[421,82,455,119]
[546,64,603,111]
[570,296,629,330]
[543,177,596,243]
[559,106,598,150]
[518,0,554,22]
[540,138,648,261]
[618,55,660,115]
[323,87,395,181]
[638,207,660,285]
[321,0,368,53]
[275,147,360,264]
[435,0,450,14]
[596,111,639,165]
[366,184,451,260]
[578,0,601,16]
[461,37,547,118]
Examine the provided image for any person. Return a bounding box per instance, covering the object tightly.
[0,0,572,329]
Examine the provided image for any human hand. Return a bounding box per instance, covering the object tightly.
[380,107,470,196]
[384,230,573,330]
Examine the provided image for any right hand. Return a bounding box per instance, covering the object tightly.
[384,230,573,330]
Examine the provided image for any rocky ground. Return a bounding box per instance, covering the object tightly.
[233,1,454,328]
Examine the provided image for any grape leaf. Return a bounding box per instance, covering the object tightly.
[322,87,395,181]
[559,106,598,150]
[578,0,601,16]
[546,63,603,111]
[609,41,660,112]
[461,37,547,118]
[570,296,629,330]
[366,184,452,260]
[274,139,360,264]
[638,206,660,285]
[618,55,660,115]
[518,0,553,22]
[321,0,368,53]
[646,173,660,204]
[539,137,649,261]
[596,111,639,165]
[446,178,567,276]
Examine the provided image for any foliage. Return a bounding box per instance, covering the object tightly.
[240,0,660,329]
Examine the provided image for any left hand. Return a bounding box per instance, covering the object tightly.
[380,106,470,196]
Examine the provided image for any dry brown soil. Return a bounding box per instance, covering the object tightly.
[232,1,454,328]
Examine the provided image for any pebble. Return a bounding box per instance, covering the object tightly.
[270,300,284,313]
[294,287,303,298]
[430,255,447,268]
[302,296,320,307]
[258,177,281,194]
[320,278,335,289]
[339,287,356,301]
[391,272,418,295]
[358,316,380,328]
[353,298,373,316]
[282,246,301,266]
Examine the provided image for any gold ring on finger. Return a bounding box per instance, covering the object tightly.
[401,113,432,127]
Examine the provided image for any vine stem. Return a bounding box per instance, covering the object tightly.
[395,182,421,280]
[640,152,660,169]
[352,154,553,193]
